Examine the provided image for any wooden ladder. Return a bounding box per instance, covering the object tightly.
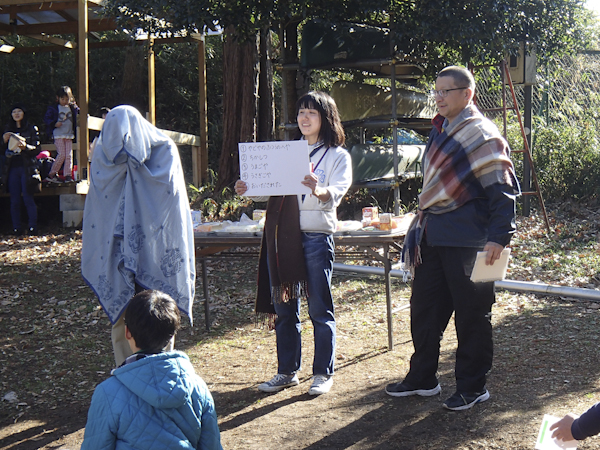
[472,60,551,234]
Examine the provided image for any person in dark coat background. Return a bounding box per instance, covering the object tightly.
[2,103,41,235]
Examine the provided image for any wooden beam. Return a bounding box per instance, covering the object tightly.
[77,0,89,182]
[0,1,93,13]
[0,0,79,5]
[88,115,103,132]
[198,34,208,185]
[8,36,188,53]
[73,121,203,147]
[24,34,76,48]
[160,129,201,147]
[147,37,155,125]
[192,145,200,187]
[54,10,75,21]
[0,18,117,35]
[12,14,29,25]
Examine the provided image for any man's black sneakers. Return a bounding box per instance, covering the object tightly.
[443,389,490,411]
[385,381,441,397]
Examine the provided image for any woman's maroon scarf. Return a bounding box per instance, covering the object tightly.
[255,196,308,323]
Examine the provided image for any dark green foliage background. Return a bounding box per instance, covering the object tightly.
[0,35,221,143]
[0,34,223,183]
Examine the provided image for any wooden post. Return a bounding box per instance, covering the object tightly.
[148,37,156,125]
[192,145,200,187]
[77,0,89,181]
[198,34,208,185]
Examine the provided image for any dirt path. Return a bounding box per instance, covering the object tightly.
[195,287,600,450]
[3,215,600,449]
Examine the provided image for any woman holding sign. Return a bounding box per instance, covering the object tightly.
[235,91,352,396]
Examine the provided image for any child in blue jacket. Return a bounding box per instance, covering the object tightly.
[81,290,223,450]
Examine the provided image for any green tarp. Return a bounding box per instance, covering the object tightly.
[350,144,423,186]
[331,81,436,122]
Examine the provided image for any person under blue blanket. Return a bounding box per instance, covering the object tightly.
[81,105,195,368]
[551,403,600,443]
[81,290,223,450]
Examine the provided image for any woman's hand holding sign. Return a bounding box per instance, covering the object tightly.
[302,173,330,202]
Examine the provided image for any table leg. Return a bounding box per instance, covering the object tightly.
[201,257,210,331]
[384,243,394,350]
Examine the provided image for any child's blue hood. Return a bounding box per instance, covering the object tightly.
[113,351,195,409]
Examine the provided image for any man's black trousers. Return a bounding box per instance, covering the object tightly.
[404,239,495,393]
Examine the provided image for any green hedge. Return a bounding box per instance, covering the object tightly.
[504,114,600,203]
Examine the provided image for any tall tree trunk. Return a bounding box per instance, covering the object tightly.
[280,18,301,140]
[218,26,242,192]
[258,26,274,142]
[217,26,259,192]
[239,35,259,144]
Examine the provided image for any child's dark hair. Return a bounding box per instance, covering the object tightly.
[296,91,345,148]
[124,290,181,352]
[56,86,75,103]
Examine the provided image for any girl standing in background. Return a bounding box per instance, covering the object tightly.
[43,86,79,183]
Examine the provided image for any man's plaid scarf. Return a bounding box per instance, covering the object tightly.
[403,105,519,273]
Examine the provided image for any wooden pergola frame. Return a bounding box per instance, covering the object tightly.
[0,0,209,187]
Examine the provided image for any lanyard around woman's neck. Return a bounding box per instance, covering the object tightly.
[302,143,328,203]
[309,143,328,172]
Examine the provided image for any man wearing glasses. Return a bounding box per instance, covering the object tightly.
[385,66,520,410]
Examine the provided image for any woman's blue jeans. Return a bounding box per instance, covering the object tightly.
[273,232,336,376]
[8,166,37,230]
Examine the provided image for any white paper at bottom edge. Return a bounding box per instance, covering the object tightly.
[535,414,578,450]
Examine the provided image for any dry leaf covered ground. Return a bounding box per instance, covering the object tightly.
[3,205,600,449]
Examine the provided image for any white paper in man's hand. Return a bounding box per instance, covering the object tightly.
[470,248,511,283]
[239,140,312,197]
[535,414,578,450]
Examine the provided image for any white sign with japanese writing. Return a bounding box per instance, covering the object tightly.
[239,140,312,197]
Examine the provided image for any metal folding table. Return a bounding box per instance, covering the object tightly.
[195,230,405,349]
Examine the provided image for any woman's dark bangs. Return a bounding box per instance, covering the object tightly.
[298,98,317,111]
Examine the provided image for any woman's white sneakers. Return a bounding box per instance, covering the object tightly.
[257,373,333,395]
[308,375,333,395]
[257,373,299,393]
